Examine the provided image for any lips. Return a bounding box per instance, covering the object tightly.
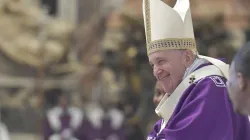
[158,74,170,81]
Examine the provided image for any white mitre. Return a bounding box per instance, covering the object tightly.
[142,0,196,55]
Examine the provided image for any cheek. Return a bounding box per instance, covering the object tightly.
[228,83,245,106]
[161,63,171,71]
[230,82,240,94]
[170,63,186,81]
[227,82,238,98]
[153,96,157,102]
[156,95,164,102]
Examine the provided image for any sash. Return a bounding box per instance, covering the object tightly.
[155,65,226,124]
[198,55,229,79]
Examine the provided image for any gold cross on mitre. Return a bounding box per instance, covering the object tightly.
[142,0,197,55]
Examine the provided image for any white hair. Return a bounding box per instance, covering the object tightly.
[179,49,198,57]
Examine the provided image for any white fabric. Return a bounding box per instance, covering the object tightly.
[142,0,194,41]
[58,0,78,25]
[85,103,124,130]
[157,119,167,137]
[107,108,124,130]
[47,106,83,131]
[155,65,225,124]
[198,55,229,79]
[0,123,10,140]
[85,103,105,129]
[47,107,62,131]
[183,58,208,78]
[68,107,84,130]
[106,134,120,140]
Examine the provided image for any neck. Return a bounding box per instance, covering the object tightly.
[183,58,208,79]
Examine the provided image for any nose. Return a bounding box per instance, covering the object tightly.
[153,66,162,78]
[153,96,160,105]
[153,96,157,104]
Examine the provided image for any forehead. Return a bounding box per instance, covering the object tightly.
[148,50,181,62]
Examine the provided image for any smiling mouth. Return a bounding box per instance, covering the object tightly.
[159,74,170,80]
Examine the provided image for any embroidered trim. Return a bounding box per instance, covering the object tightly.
[209,76,226,87]
[147,38,196,55]
[145,0,151,45]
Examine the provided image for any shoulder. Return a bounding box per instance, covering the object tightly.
[183,75,228,105]
[195,75,227,88]
[191,75,227,98]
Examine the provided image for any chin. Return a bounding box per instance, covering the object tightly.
[164,88,175,94]
[162,84,173,93]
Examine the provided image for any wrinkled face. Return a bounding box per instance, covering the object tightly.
[153,82,165,106]
[149,50,188,94]
[227,62,250,115]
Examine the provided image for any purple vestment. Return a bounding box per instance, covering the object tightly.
[147,66,250,140]
[80,106,126,140]
[79,118,126,140]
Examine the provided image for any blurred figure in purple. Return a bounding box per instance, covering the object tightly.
[43,93,84,140]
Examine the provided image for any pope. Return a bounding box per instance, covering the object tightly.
[142,0,250,139]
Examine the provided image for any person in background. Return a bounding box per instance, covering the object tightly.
[153,81,166,106]
[227,42,250,115]
[146,81,165,134]
[0,113,10,140]
[82,97,126,140]
[43,93,84,140]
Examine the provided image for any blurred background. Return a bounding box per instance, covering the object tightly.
[0,0,249,140]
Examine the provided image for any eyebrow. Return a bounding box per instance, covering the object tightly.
[149,56,166,64]
[156,57,165,60]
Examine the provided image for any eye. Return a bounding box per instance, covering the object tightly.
[158,60,165,65]
[150,63,154,68]
[155,90,161,96]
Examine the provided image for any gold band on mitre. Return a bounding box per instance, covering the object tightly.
[147,38,197,55]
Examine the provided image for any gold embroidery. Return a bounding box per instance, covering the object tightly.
[147,38,196,55]
[145,0,151,48]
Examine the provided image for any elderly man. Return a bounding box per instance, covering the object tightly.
[142,0,250,139]
[227,42,250,115]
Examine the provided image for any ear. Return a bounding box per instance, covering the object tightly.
[183,50,195,68]
[236,72,247,91]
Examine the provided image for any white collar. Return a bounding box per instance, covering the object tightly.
[183,57,208,79]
